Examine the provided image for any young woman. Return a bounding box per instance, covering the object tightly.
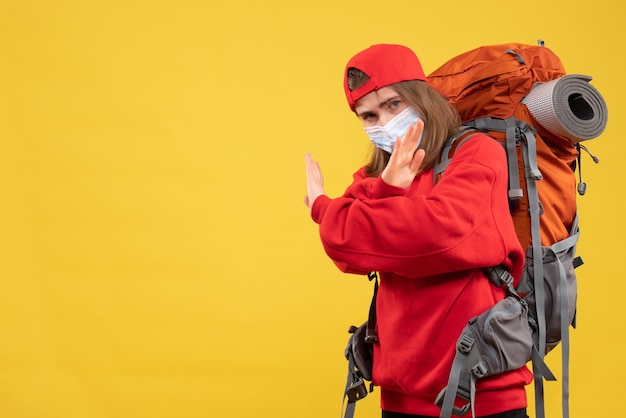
[304,44,532,418]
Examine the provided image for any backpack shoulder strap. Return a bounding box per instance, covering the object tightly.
[464,117,529,201]
[433,127,479,184]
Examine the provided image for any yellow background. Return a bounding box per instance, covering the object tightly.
[0,1,622,417]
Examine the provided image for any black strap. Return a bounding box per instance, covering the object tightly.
[343,348,368,418]
[343,272,379,418]
[365,272,379,343]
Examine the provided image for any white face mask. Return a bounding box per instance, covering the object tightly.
[363,107,422,154]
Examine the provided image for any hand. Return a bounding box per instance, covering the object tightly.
[381,120,426,189]
[304,152,325,210]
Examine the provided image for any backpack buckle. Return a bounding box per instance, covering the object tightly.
[346,378,368,403]
[364,330,378,344]
[486,266,520,297]
[472,361,488,378]
[458,334,475,354]
[434,387,471,417]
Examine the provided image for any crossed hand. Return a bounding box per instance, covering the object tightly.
[304,119,425,212]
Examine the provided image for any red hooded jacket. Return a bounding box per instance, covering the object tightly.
[311,133,533,416]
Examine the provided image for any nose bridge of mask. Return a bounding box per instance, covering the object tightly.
[384,107,419,138]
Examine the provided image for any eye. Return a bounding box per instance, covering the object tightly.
[360,112,377,122]
[388,100,401,110]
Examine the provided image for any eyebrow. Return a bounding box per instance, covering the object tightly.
[355,95,402,117]
[378,95,401,109]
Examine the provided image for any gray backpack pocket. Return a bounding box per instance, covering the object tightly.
[435,296,532,417]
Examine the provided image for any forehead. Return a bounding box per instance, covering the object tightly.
[353,87,399,114]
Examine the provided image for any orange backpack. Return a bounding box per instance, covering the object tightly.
[427,42,607,418]
[429,42,580,249]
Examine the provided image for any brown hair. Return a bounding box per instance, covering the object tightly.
[347,68,461,177]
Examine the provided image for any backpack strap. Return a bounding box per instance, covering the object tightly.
[435,332,482,418]
[464,117,525,202]
[433,127,478,184]
[519,120,543,181]
[521,125,581,418]
[553,226,577,418]
[365,272,379,343]
[530,215,580,418]
[520,125,551,418]
[436,117,562,418]
[431,117,580,418]
[342,272,379,418]
[342,336,368,418]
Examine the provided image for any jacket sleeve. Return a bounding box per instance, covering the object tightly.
[310,135,523,278]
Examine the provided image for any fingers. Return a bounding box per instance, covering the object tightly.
[402,119,424,151]
[383,121,426,188]
[305,152,325,210]
[391,120,424,163]
[305,152,323,183]
[410,149,426,172]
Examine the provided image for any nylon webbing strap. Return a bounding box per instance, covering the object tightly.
[504,118,523,200]
[343,326,375,418]
[550,215,579,418]
[485,265,520,299]
[438,349,475,418]
[549,215,579,254]
[342,351,362,418]
[519,122,543,180]
[343,352,358,418]
[437,330,484,418]
[531,345,556,381]
[366,273,379,343]
[433,128,478,184]
[344,401,355,418]
[434,136,458,179]
[464,117,522,200]
[521,134,547,418]
[558,248,570,418]
[439,352,466,418]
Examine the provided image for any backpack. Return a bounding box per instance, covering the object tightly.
[341,41,607,418]
[427,42,607,418]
